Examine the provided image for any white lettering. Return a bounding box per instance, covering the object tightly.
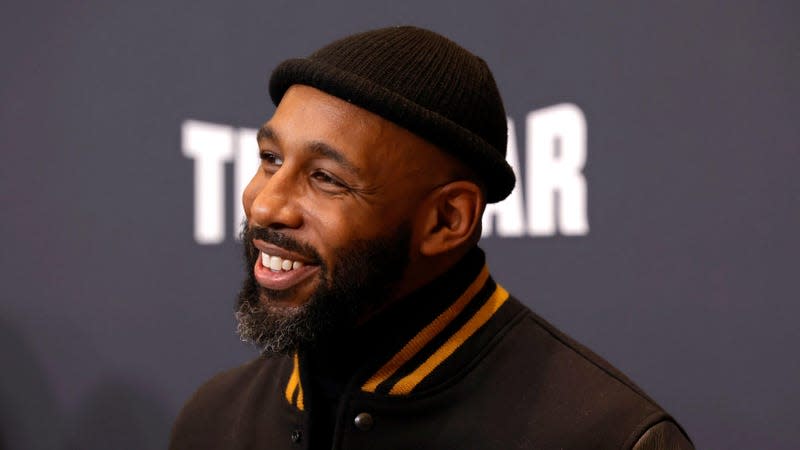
[185,104,589,244]
[182,120,234,244]
[234,128,259,239]
[526,104,588,236]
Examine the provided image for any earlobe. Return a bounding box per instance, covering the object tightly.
[419,181,483,257]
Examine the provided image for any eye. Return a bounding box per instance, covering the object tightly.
[259,151,283,167]
[311,170,346,189]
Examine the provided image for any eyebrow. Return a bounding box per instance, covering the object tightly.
[307,141,361,176]
[257,124,360,176]
[257,124,277,142]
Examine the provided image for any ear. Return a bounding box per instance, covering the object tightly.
[418,181,483,257]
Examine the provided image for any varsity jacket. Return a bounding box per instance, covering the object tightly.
[170,248,694,449]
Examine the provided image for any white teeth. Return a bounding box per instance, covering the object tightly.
[269,256,282,271]
[261,251,304,272]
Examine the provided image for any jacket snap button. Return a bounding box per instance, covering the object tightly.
[353,412,374,431]
[290,429,302,443]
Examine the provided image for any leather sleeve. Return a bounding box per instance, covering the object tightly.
[631,420,695,450]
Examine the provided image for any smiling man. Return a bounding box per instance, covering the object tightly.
[170,26,693,450]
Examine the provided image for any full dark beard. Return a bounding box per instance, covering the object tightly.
[235,223,411,355]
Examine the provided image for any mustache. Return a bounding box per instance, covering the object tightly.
[241,224,322,265]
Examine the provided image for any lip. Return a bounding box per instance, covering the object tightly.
[253,239,315,265]
[252,240,320,291]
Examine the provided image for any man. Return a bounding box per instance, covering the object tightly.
[170,26,693,449]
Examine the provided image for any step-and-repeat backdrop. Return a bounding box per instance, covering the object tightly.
[2,1,798,449]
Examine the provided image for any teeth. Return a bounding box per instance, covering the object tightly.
[261,251,305,272]
[269,256,282,271]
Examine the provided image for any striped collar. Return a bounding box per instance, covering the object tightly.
[284,247,510,410]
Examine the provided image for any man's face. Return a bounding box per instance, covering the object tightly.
[236,85,445,353]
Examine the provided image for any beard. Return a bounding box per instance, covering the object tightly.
[235,222,411,355]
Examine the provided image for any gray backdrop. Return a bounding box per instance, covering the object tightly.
[2,1,798,449]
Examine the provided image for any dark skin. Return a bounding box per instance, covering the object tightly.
[243,85,484,314]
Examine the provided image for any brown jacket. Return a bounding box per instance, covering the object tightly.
[170,249,693,449]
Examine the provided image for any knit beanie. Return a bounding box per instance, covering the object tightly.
[269,26,515,203]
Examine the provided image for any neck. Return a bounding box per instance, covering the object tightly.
[306,246,485,360]
[379,245,475,311]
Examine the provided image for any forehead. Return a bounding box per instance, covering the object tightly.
[266,86,386,151]
[262,85,434,173]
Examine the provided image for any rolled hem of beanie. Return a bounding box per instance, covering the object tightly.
[268,58,515,203]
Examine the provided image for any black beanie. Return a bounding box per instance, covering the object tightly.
[269,26,515,203]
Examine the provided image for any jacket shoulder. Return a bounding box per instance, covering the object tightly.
[472,297,691,448]
[521,302,657,403]
[169,354,292,450]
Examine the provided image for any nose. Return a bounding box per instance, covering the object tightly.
[245,168,303,230]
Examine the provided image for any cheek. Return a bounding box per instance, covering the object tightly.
[300,200,392,266]
[302,201,357,244]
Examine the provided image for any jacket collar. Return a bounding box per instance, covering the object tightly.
[286,246,510,409]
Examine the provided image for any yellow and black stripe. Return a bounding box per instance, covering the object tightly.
[362,264,509,395]
[285,353,304,410]
[283,261,510,406]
